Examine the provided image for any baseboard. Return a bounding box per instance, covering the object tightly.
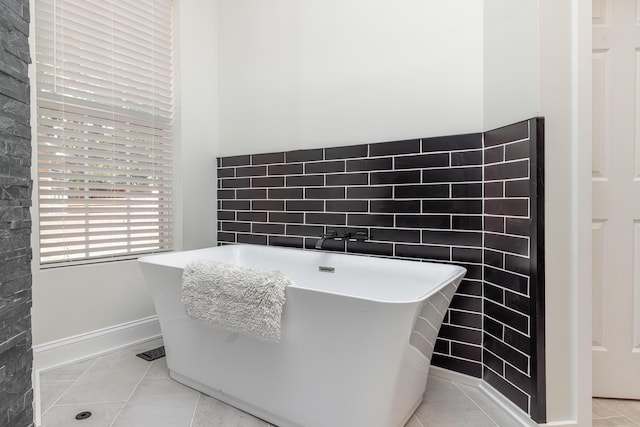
[32,315,161,426]
[429,365,483,386]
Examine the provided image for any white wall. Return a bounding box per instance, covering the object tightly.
[483,0,539,131]
[30,0,219,345]
[217,0,484,156]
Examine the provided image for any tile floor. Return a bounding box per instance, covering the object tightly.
[593,398,640,426]
[37,339,522,427]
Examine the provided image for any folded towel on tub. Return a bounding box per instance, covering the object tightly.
[181,260,293,343]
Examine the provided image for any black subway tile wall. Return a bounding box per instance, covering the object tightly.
[216,118,545,422]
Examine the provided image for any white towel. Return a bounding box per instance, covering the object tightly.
[181,260,293,343]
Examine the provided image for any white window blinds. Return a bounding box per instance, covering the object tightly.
[35,0,175,266]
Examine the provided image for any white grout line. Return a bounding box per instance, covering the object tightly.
[188,393,202,427]
[452,380,503,427]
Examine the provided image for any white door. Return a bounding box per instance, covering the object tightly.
[592,0,640,398]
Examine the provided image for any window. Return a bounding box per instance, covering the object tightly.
[35,0,174,266]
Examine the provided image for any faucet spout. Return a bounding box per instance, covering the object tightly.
[315,230,338,249]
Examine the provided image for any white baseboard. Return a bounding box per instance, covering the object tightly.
[32,316,161,427]
[430,367,577,427]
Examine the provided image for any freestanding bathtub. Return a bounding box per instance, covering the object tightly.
[138,244,465,427]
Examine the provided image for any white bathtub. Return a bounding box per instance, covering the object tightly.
[138,244,465,427]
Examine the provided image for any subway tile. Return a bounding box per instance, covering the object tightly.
[268,188,303,199]
[395,214,451,229]
[423,199,482,214]
[484,160,529,181]
[484,283,505,304]
[285,224,325,237]
[457,279,483,296]
[325,144,368,160]
[504,325,531,355]
[432,354,482,378]
[484,146,504,164]
[505,140,530,161]
[485,232,529,256]
[422,167,482,183]
[252,152,285,165]
[237,212,267,222]
[485,198,529,217]
[450,294,482,312]
[484,300,529,336]
[458,263,483,280]
[236,165,266,177]
[370,200,421,213]
[268,212,304,224]
[370,170,421,185]
[394,153,449,170]
[505,290,530,314]
[395,184,449,199]
[505,364,532,395]
[252,200,284,211]
[346,241,394,256]
[452,215,483,231]
[369,139,420,156]
[305,187,345,199]
[285,174,324,187]
[268,163,304,176]
[484,316,504,339]
[483,368,529,413]
[217,189,235,200]
[218,211,235,221]
[452,247,482,263]
[451,342,482,361]
[237,233,267,245]
[451,150,483,166]
[221,178,250,189]
[268,235,304,248]
[217,168,235,178]
[434,339,450,355]
[326,173,368,186]
[346,157,392,172]
[422,133,483,152]
[484,216,505,233]
[483,333,529,374]
[484,121,529,147]
[484,349,505,375]
[221,155,251,167]
[449,310,482,330]
[505,254,531,276]
[251,176,285,188]
[484,249,505,269]
[485,266,529,295]
[305,160,345,174]
[506,217,531,236]
[222,200,250,210]
[347,214,394,227]
[325,200,368,212]
[286,148,323,162]
[452,183,483,198]
[422,230,483,247]
[217,231,235,243]
[252,223,285,234]
[306,212,347,225]
[285,200,324,212]
[347,186,393,199]
[236,189,267,199]
[484,181,504,198]
[438,324,482,345]
[370,228,420,243]
[220,221,251,232]
[395,244,450,262]
[505,179,530,197]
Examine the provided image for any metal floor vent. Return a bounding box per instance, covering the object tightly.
[136,346,165,362]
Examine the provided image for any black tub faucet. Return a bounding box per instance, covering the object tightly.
[315,230,368,249]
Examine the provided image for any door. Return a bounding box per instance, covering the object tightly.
[592,0,640,398]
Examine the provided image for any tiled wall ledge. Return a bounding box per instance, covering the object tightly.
[216,118,545,423]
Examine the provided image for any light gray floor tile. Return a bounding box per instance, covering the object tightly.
[144,357,170,379]
[592,416,640,426]
[594,398,624,419]
[40,402,124,427]
[599,400,640,424]
[40,358,96,382]
[191,394,272,427]
[403,415,425,427]
[56,348,151,404]
[111,377,200,427]
[39,381,74,413]
[455,382,520,427]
